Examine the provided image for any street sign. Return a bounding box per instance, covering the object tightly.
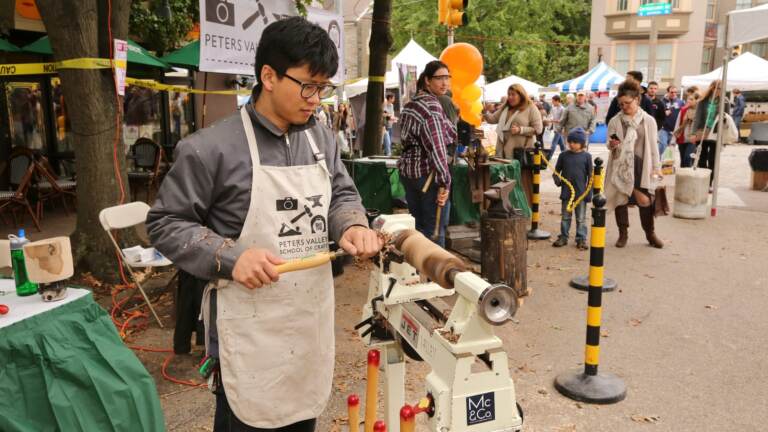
[638,2,672,17]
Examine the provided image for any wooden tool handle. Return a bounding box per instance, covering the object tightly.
[276,252,334,274]
[433,187,445,240]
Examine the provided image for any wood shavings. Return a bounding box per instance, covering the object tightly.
[214,238,236,272]
[439,328,460,343]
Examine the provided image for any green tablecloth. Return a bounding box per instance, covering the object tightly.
[0,291,165,432]
[345,160,531,224]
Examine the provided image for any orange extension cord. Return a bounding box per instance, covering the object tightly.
[105,0,204,389]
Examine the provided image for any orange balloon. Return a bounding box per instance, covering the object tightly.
[461,84,482,104]
[470,99,483,116]
[440,43,483,87]
[452,85,464,107]
[460,110,482,127]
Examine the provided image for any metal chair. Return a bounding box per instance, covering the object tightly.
[33,155,77,221]
[0,150,41,231]
[99,201,173,328]
[128,138,163,202]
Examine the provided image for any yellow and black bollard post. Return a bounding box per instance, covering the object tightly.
[570,158,618,291]
[527,141,551,240]
[554,175,626,404]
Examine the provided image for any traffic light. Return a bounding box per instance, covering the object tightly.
[438,0,468,27]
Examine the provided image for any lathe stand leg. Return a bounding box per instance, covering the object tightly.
[384,343,406,432]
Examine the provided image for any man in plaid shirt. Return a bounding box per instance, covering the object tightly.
[397,60,457,246]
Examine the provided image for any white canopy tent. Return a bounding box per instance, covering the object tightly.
[390,39,438,76]
[483,74,544,102]
[681,52,768,91]
[550,61,624,93]
[344,70,400,98]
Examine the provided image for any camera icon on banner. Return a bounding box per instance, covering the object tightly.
[206,0,235,27]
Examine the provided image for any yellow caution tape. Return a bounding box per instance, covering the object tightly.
[126,78,251,96]
[0,58,249,95]
[540,151,593,212]
[368,75,386,83]
[0,58,127,76]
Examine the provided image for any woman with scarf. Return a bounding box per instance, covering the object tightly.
[397,60,457,247]
[605,80,664,249]
[692,80,730,189]
[483,83,543,205]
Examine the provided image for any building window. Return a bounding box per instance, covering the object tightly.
[736,0,752,8]
[634,44,649,79]
[707,0,717,20]
[657,44,673,78]
[750,41,768,58]
[614,44,630,74]
[617,0,628,11]
[701,46,714,73]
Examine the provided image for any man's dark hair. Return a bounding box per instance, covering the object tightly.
[617,80,642,99]
[666,85,676,92]
[552,95,561,101]
[386,93,395,100]
[417,60,449,91]
[648,81,658,87]
[253,17,338,95]
[627,70,643,82]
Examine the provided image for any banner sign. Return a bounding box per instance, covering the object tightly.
[114,39,128,96]
[199,0,344,83]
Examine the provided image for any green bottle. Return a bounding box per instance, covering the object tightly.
[10,229,38,296]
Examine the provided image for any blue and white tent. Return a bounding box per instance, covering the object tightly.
[551,62,624,93]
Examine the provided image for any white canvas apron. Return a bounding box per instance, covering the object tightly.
[202,107,334,428]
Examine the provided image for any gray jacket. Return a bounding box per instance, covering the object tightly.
[559,103,595,135]
[146,103,368,281]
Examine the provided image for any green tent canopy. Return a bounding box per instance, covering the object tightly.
[161,40,199,68]
[21,36,168,69]
[0,38,20,53]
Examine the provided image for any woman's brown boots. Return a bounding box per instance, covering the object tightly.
[615,205,629,248]
[639,205,664,248]
[614,205,664,248]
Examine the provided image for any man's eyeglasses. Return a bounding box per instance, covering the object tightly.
[283,73,338,99]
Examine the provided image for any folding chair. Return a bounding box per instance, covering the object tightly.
[0,160,41,231]
[99,201,173,328]
[33,155,77,221]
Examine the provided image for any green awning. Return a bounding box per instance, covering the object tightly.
[160,40,199,68]
[0,38,20,53]
[21,36,169,69]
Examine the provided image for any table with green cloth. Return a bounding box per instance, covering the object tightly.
[0,280,165,432]
[344,159,531,224]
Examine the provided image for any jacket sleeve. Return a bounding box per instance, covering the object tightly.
[605,98,619,125]
[553,156,563,186]
[559,107,570,133]
[484,103,504,125]
[587,110,596,134]
[520,106,543,138]
[146,140,248,280]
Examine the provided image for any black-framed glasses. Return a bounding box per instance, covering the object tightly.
[283,73,337,99]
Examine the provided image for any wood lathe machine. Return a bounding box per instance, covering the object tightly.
[355,214,524,431]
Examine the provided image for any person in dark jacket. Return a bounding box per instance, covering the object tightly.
[605,70,654,125]
[552,127,592,250]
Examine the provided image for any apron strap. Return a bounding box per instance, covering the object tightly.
[240,106,261,167]
[305,129,331,177]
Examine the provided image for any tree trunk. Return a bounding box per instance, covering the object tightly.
[362,0,392,157]
[36,0,132,281]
